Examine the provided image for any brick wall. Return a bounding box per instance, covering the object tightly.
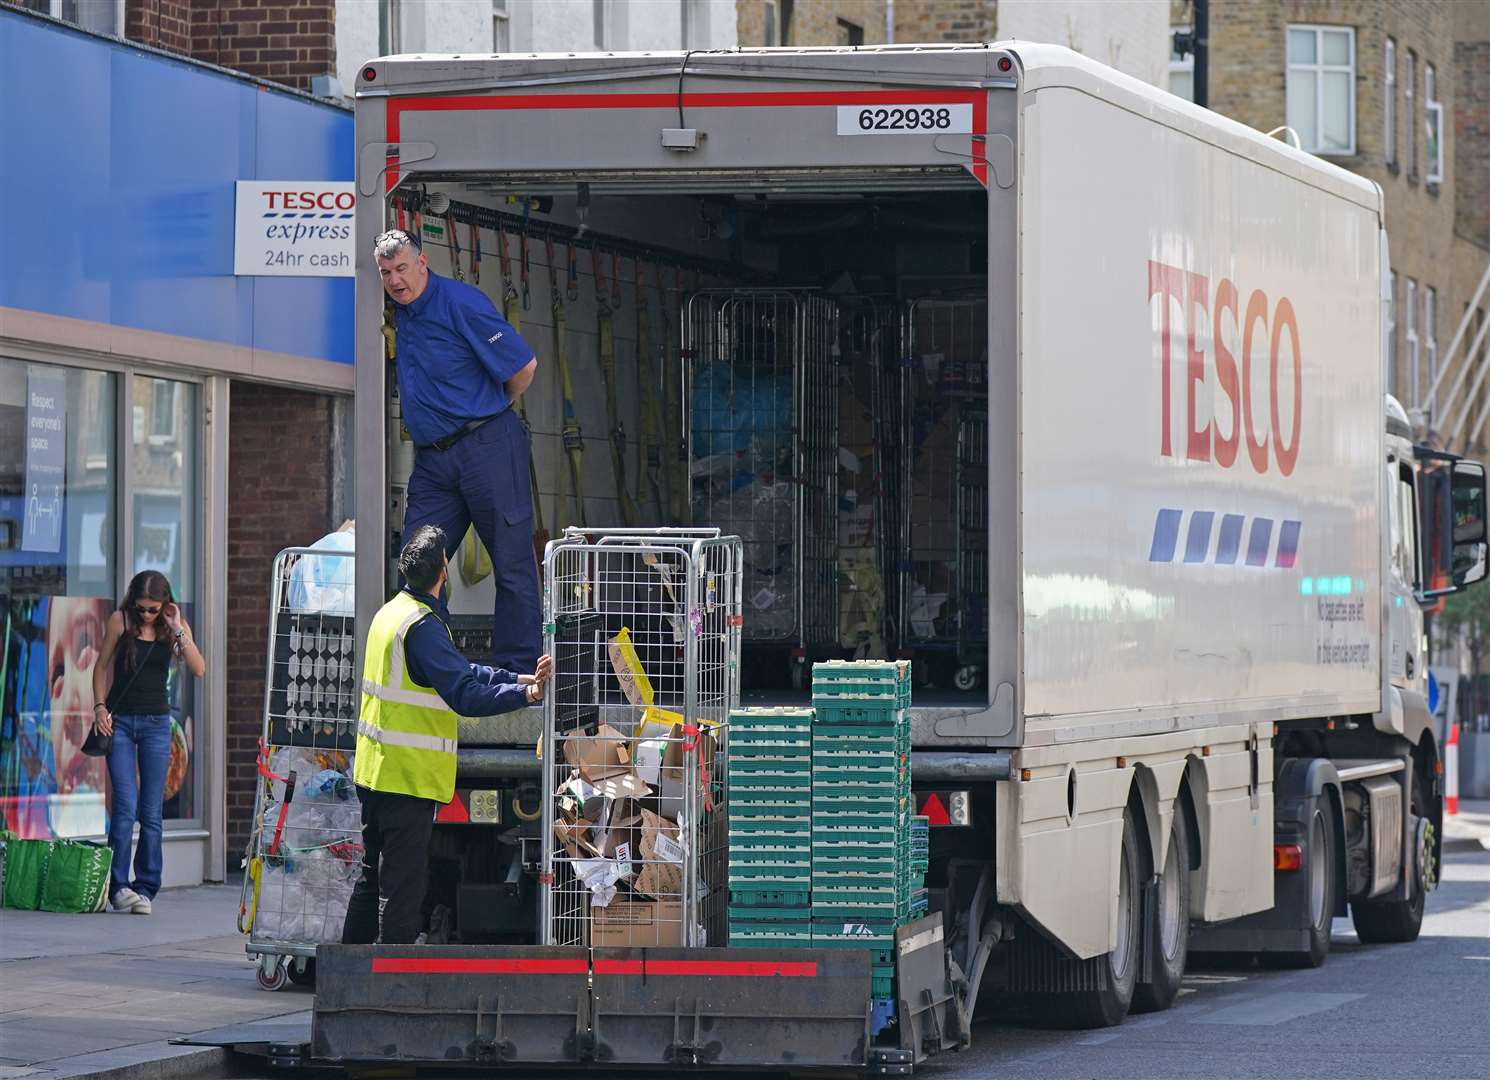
[1456,0,1490,251]
[124,0,194,52]
[738,0,889,47]
[225,382,335,858]
[894,0,995,44]
[123,0,335,93]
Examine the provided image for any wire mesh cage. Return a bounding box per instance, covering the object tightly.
[896,298,989,689]
[540,527,742,948]
[682,290,839,658]
[240,547,362,977]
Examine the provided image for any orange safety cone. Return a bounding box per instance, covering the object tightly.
[1446,721,1460,817]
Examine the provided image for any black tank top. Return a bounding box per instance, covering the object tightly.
[110,636,172,716]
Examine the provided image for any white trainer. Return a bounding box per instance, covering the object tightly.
[111,887,142,912]
[130,896,153,915]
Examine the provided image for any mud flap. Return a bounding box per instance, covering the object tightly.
[589,947,871,1068]
[312,945,592,1064]
[894,915,965,1063]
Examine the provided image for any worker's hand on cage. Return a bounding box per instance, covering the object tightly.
[524,680,545,705]
[520,654,553,687]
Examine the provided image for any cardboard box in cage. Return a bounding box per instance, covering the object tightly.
[592,900,684,947]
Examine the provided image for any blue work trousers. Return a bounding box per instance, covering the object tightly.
[404,407,541,673]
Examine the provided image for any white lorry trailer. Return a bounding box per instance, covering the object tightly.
[311,41,1489,1071]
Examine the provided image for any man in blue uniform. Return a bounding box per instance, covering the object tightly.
[376,228,541,673]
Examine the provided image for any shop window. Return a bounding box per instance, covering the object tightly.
[0,359,117,840]
[132,376,200,825]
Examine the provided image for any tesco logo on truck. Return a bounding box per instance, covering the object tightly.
[1148,260,1302,477]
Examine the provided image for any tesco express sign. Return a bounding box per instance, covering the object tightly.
[234,181,355,278]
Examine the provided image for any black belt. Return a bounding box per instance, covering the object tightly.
[424,414,499,452]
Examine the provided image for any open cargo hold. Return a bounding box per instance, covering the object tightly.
[385,179,994,708]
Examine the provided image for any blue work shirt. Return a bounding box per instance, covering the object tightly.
[394,271,535,447]
[400,588,529,716]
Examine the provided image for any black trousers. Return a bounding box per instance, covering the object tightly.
[342,784,437,946]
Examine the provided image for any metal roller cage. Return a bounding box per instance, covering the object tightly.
[682,290,838,676]
[540,527,743,948]
[239,546,361,992]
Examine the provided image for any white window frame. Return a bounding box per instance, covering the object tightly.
[492,0,510,52]
[1425,63,1444,184]
[1406,49,1417,176]
[1425,286,1438,415]
[1406,278,1419,407]
[1286,25,1357,156]
[1170,25,1195,102]
[1384,37,1396,165]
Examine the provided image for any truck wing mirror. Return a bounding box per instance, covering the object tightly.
[1453,540,1488,589]
[1451,460,1487,544]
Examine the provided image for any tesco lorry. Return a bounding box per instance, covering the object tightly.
[307,41,1490,1073]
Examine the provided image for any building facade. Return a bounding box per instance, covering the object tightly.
[0,5,352,882]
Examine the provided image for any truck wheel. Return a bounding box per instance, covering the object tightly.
[1043,805,1141,1028]
[1133,807,1191,1013]
[1268,797,1336,968]
[1351,807,1433,944]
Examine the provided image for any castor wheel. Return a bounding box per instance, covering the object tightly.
[255,954,289,991]
[286,957,316,987]
[953,665,980,691]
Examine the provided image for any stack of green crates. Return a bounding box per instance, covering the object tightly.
[726,708,814,948]
[908,815,930,918]
[809,661,913,1001]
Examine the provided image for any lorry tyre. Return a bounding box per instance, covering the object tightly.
[1041,805,1141,1028]
[1133,807,1191,1013]
[1351,760,1433,945]
[1267,797,1336,969]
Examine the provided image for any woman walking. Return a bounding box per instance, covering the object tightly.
[90,571,206,914]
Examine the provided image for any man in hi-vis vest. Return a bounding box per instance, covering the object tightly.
[344,525,551,945]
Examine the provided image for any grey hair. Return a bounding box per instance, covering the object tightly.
[373,228,420,260]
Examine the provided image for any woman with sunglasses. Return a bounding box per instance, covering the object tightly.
[90,570,207,914]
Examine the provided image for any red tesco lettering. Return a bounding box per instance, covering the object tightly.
[263,190,355,211]
[1148,259,1302,477]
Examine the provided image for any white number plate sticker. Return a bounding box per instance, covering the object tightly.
[837,103,973,135]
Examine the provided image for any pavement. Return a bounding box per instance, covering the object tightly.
[0,801,1485,1079]
[0,882,309,1079]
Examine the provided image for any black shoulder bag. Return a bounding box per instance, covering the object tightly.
[82,639,159,758]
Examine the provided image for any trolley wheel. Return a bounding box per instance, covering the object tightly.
[789,658,808,692]
[953,665,981,692]
[286,957,317,987]
[255,954,290,992]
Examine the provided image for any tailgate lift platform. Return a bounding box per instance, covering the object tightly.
[313,944,878,1068]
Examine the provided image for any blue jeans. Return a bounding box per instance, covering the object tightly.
[106,713,171,900]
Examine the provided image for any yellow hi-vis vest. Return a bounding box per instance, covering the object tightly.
[353,591,458,803]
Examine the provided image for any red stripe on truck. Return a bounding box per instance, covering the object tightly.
[593,959,818,977]
[371,957,589,975]
[384,90,989,191]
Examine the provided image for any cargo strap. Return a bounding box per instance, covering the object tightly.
[468,220,480,285]
[551,236,586,529]
[665,266,688,524]
[499,220,547,549]
[446,213,463,282]
[635,258,665,518]
[594,246,638,525]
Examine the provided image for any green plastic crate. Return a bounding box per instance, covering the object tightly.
[729,886,811,908]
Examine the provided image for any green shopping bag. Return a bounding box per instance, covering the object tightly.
[39,839,112,914]
[2,838,54,911]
